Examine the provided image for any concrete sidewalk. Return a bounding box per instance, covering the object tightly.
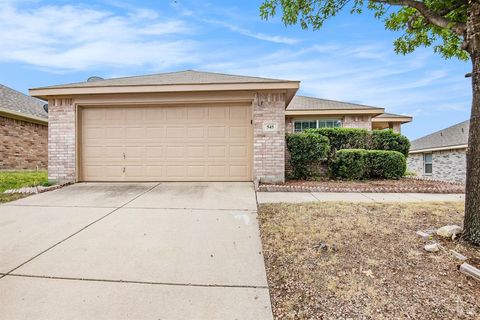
[257,192,465,204]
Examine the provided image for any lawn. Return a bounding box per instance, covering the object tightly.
[258,202,480,319]
[0,171,49,203]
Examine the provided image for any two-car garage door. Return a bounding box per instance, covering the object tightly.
[80,104,252,181]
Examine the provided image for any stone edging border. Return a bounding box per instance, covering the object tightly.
[258,184,464,194]
[3,182,72,195]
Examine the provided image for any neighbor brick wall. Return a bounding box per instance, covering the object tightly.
[0,115,47,170]
[48,98,76,183]
[407,149,467,183]
[253,92,286,183]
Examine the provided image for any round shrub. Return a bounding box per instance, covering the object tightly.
[286,132,330,179]
[314,128,370,157]
[370,130,410,157]
[366,150,406,179]
[330,149,367,180]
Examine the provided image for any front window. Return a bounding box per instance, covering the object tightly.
[293,119,342,132]
[424,153,433,175]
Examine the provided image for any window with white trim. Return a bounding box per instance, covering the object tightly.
[293,119,342,132]
[424,153,433,175]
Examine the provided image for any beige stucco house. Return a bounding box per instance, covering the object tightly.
[29,70,411,184]
[408,120,468,183]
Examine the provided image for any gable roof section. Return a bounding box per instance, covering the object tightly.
[29,70,300,103]
[410,120,469,153]
[286,95,384,115]
[372,112,412,123]
[0,84,47,124]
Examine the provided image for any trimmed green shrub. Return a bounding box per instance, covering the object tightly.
[370,130,410,157]
[314,128,370,157]
[286,132,330,179]
[330,149,367,180]
[331,149,406,180]
[366,150,407,179]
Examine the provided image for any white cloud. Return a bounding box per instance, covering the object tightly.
[202,19,300,45]
[0,3,196,71]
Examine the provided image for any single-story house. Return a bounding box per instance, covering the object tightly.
[408,120,469,183]
[29,70,411,183]
[0,84,48,170]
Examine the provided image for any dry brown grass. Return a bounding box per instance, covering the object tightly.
[258,202,480,320]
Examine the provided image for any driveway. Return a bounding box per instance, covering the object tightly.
[0,182,273,320]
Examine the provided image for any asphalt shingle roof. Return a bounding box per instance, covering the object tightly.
[410,120,469,151]
[287,95,384,111]
[37,70,294,89]
[374,112,411,119]
[0,84,47,119]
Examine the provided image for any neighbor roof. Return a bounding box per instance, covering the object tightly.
[410,120,469,152]
[0,84,47,122]
[35,70,295,89]
[287,95,384,112]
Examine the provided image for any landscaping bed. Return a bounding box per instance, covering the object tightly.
[258,202,479,319]
[259,177,465,193]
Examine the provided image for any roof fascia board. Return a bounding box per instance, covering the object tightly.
[29,81,300,99]
[410,144,468,154]
[372,117,412,123]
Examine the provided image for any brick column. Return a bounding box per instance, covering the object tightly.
[253,92,286,183]
[48,98,76,183]
[390,122,401,133]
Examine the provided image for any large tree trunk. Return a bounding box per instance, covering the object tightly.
[464,0,480,245]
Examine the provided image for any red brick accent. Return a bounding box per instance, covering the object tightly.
[253,92,286,183]
[48,98,76,183]
[0,115,47,170]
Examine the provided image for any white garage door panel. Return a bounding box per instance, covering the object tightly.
[81,105,252,181]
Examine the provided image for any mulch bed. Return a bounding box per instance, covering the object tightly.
[259,177,465,193]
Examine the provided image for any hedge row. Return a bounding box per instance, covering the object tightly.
[286,128,410,180]
[312,128,410,157]
[331,149,406,180]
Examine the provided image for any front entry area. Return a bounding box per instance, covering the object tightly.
[80,104,253,182]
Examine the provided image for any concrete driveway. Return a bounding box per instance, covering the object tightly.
[0,182,273,320]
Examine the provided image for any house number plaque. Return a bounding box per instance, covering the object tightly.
[263,121,278,132]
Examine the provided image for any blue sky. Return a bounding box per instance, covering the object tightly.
[0,0,472,139]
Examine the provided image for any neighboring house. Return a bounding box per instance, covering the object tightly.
[408,120,469,183]
[29,70,411,183]
[0,84,48,170]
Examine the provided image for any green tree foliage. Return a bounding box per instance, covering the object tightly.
[260,0,468,60]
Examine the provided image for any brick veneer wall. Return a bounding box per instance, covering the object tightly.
[48,98,76,183]
[0,115,47,170]
[407,149,467,183]
[343,115,372,129]
[253,92,286,183]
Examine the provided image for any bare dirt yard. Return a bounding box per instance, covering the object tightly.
[259,178,464,193]
[258,202,479,319]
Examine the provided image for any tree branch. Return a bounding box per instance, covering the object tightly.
[372,0,466,36]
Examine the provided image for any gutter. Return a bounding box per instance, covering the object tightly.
[409,144,468,154]
[0,107,48,125]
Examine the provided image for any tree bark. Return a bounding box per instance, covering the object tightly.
[464,0,480,245]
